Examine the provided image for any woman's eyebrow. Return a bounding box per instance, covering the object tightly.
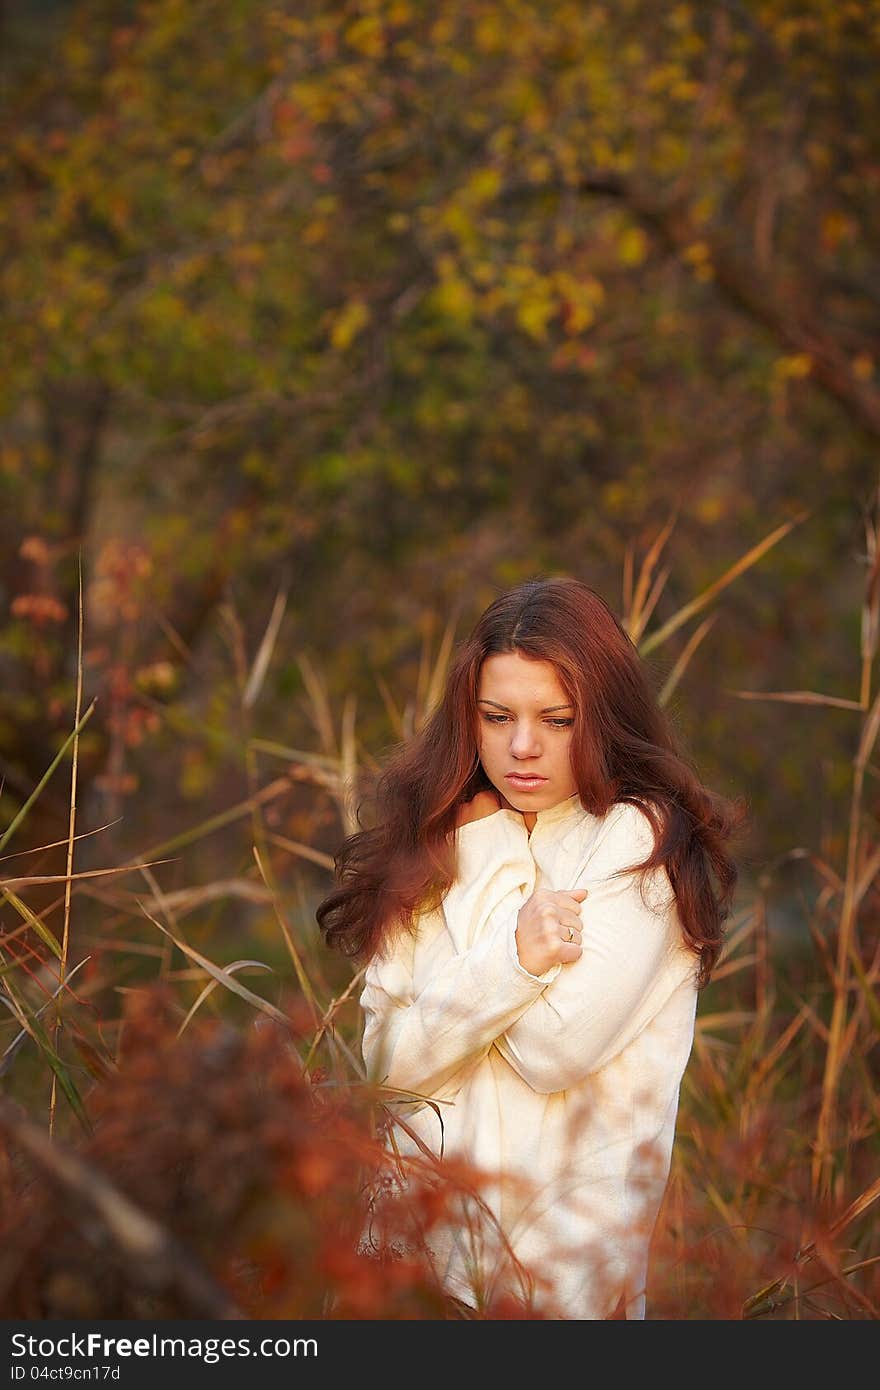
[478,699,574,713]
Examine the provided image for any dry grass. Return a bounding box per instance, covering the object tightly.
[0,514,877,1318]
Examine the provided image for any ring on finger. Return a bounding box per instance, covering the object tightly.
[567,926,575,942]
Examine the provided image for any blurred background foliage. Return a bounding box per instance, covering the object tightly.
[1,0,878,887]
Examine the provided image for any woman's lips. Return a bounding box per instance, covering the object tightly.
[505,773,548,788]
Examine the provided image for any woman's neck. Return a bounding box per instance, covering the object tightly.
[498,790,535,836]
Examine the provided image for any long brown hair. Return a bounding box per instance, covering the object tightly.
[316,577,747,987]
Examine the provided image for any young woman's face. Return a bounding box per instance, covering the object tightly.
[476,651,578,823]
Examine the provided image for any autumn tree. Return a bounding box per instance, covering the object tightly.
[1,0,877,853]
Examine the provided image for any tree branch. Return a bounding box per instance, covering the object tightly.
[500,173,880,440]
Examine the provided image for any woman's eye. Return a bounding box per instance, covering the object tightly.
[482,714,573,728]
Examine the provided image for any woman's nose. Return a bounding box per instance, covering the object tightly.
[510,724,541,756]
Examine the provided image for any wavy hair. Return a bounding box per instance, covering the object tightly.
[316,577,748,987]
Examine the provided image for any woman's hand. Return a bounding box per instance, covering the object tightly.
[455,789,503,828]
[515,886,588,976]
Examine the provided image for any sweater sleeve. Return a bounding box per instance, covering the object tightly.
[494,802,699,1093]
[359,810,558,1105]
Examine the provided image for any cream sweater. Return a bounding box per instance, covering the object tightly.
[358,793,699,1319]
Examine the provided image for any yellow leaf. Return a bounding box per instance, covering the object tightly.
[618,227,648,266]
[465,167,502,204]
[430,276,475,325]
[146,291,185,327]
[681,241,710,265]
[515,288,554,341]
[526,154,552,182]
[346,15,384,57]
[773,354,813,380]
[474,15,503,52]
[430,15,456,43]
[555,271,601,335]
[330,297,370,350]
[441,202,475,242]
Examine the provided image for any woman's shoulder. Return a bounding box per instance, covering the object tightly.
[581,798,665,878]
[585,797,656,848]
[580,799,681,915]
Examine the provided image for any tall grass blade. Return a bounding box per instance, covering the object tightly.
[243,584,287,709]
[0,699,97,856]
[298,651,337,756]
[176,960,275,1038]
[627,511,677,643]
[658,613,718,706]
[138,901,290,1027]
[0,958,90,1079]
[0,973,90,1131]
[1,889,63,960]
[726,689,863,710]
[638,511,809,657]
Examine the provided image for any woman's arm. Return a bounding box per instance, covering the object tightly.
[360,805,554,1104]
[494,803,699,1093]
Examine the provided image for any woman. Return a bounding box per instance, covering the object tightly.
[317,577,745,1319]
